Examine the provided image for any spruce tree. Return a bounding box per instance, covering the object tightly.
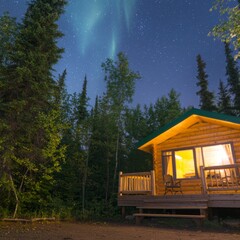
[217,80,232,115]
[0,13,18,67]
[55,69,67,107]
[196,54,216,111]
[54,76,91,213]
[77,75,89,122]
[0,0,67,217]
[123,104,152,173]
[151,89,182,131]
[224,42,240,115]
[87,53,140,206]
[125,104,148,145]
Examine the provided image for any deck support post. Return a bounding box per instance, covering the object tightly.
[135,216,142,225]
[121,206,126,217]
[200,208,208,219]
[135,215,144,225]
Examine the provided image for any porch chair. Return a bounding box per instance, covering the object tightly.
[221,168,240,187]
[164,174,183,195]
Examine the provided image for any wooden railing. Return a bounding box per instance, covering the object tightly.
[118,170,156,196]
[200,163,240,194]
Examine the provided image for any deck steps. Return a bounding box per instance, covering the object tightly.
[139,195,208,209]
[137,206,208,210]
[139,202,208,209]
[134,197,208,224]
[133,213,206,219]
[133,212,206,225]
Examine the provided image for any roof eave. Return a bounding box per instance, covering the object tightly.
[136,108,240,153]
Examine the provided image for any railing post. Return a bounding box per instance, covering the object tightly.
[119,171,123,196]
[200,166,207,195]
[151,170,156,195]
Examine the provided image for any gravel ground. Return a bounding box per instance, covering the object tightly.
[0,220,240,240]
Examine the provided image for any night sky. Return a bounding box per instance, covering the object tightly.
[1,0,228,108]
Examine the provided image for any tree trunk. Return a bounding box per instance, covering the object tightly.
[9,174,19,218]
[82,141,90,212]
[112,130,120,194]
[105,154,110,203]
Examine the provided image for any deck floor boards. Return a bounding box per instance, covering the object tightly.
[118,194,240,208]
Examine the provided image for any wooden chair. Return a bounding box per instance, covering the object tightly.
[164,174,183,195]
[222,169,240,187]
[206,170,223,187]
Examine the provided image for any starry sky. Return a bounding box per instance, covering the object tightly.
[0,0,230,108]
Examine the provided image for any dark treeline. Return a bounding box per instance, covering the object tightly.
[0,0,239,219]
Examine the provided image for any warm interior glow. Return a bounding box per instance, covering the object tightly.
[175,150,195,179]
[163,143,234,180]
[202,144,233,167]
[201,144,233,177]
[163,152,173,176]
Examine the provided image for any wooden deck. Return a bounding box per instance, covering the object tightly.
[118,193,240,222]
[118,194,240,209]
[118,165,240,221]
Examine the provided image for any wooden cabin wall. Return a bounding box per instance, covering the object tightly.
[153,144,161,195]
[153,122,240,195]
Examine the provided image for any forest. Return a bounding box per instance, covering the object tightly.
[0,0,239,219]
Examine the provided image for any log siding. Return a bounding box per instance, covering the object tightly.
[154,122,240,195]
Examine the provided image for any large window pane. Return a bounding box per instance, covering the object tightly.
[175,149,196,179]
[202,143,234,167]
[162,143,234,181]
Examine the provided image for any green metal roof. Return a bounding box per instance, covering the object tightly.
[136,108,240,150]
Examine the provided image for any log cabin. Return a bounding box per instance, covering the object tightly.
[118,108,240,221]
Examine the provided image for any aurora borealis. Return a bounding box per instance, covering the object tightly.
[68,0,137,57]
[1,0,227,108]
[58,0,140,99]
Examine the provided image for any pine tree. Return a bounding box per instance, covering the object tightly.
[123,104,152,173]
[224,42,240,115]
[144,103,156,134]
[87,53,140,207]
[0,0,67,217]
[164,89,182,123]
[77,75,89,122]
[196,54,216,111]
[125,104,148,146]
[55,69,67,106]
[0,13,18,67]
[217,80,232,115]
[54,76,91,214]
[152,89,182,131]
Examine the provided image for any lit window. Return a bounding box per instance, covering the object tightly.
[175,149,196,179]
[201,144,233,167]
[162,143,235,180]
[162,148,196,179]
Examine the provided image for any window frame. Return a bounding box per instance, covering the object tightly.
[200,142,235,167]
[162,142,235,180]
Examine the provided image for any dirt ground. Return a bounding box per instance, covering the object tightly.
[0,220,240,240]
